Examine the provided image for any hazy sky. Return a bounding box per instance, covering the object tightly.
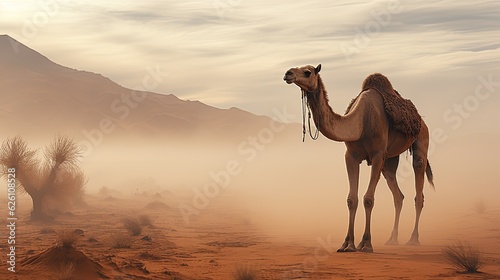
[1,1,499,239]
[1,0,499,131]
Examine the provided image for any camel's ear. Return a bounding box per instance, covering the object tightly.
[315,64,322,74]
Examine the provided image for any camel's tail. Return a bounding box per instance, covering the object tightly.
[426,160,435,189]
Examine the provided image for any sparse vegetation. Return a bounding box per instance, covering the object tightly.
[53,231,80,278]
[442,240,484,273]
[138,214,152,227]
[23,227,105,279]
[0,135,86,220]
[233,265,259,280]
[112,233,133,248]
[87,236,98,243]
[57,230,79,248]
[139,251,160,260]
[123,217,143,236]
[57,259,77,280]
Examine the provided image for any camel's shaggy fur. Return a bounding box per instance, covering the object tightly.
[346,73,422,139]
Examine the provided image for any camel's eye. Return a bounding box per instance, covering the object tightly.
[304,70,312,77]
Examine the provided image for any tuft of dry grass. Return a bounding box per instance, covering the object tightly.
[87,236,98,243]
[139,251,161,260]
[57,230,79,248]
[442,240,484,273]
[57,259,77,280]
[233,265,259,280]
[138,214,152,227]
[112,233,133,249]
[123,217,142,236]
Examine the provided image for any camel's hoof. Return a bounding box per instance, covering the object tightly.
[337,245,356,253]
[359,246,374,253]
[356,241,373,252]
[406,240,421,246]
[385,239,399,246]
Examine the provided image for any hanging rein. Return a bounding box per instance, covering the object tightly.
[301,89,320,142]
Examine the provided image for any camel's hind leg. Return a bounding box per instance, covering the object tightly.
[407,126,430,246]
[382,156,404,245]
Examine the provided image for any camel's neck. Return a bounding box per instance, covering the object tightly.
[304,76,363,142]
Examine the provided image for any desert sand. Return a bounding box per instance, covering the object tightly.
[4,188,499,280]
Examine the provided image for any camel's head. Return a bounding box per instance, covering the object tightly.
[283,64,322,92]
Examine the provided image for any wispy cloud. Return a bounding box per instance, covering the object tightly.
[1,0,499,123]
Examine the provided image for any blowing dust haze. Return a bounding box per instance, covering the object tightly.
[1,1,500,279]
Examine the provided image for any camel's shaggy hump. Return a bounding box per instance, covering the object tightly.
[361,73,395,95]
[347,73,422,139]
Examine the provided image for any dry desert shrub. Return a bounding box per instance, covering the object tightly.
[442,240,484,273]
[57,259,77,280]
[123,217,142,236]
[0,135,86,220]
[57,230,79,248]
[23,233,107,279]
[139,251,161,260]
[233,265,259,280]
[87,236,98,243]
[112,233,133,249]
[138,214,152,227]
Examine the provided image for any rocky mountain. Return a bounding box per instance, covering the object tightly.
[0,35,295,146]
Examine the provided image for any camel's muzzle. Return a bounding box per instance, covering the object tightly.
[283,70,295,84]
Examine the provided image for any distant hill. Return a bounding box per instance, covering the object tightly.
[0,35,297,146]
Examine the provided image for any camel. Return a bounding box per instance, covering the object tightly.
[283,64,434,252]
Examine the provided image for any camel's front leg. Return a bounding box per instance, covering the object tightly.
[338,152,360,253]
[357,154,384,253]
